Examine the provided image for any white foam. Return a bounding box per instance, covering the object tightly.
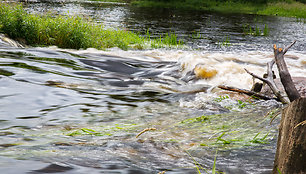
[55,47,305,89]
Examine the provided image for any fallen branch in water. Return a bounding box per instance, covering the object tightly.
[217,85,278,101]
[244,61,288,104]
[136,128,157,138]
[244,41,299,104]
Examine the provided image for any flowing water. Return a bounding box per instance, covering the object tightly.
[0,1,306,174]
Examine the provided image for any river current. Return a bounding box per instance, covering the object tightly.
[0,1,305,174]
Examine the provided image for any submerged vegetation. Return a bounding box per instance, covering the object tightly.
[0,3,183,50]
[131,0,306,18]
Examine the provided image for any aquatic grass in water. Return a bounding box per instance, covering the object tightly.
[243,24,269,36]
[217,35,231,47]
[249,131,270,144]
[186,150,220,174]
[0,3,183,50]
[145,29,183,48]
[191,31,204,39]
[65,123,139,136]
[180,115,210,124]
[214,95,229,102]
[178,109,276,148]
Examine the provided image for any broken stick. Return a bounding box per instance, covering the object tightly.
[218,85,277,101]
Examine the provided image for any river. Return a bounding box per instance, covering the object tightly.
[0,0,305,174]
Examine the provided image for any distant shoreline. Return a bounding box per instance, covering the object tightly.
[128,0,306,18]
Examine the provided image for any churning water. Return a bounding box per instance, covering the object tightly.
[0,0,305,173]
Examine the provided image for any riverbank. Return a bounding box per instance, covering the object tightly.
[0,3,183,50]
[131,0,306,18]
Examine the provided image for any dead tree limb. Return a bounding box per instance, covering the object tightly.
[273,42,300,102]
[244,63,289,104]
[218,85,277,101]
[244,41,300,104]
[283,40,296,54]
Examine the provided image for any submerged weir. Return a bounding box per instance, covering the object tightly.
[0,1,306,174]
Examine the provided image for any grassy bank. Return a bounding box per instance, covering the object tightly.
[257,2,306,18]
[131,0,306,18]
[0,3,182,50]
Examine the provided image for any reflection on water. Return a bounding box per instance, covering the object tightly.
[23,0,306,51]
[0,1,306,173]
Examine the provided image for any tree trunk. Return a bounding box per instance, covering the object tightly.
[273,97,306,174]
[273,43,300,102]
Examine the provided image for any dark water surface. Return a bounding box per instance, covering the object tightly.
[0,1,305,174]
[24,0,306,51]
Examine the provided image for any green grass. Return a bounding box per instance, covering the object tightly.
[131,0,306,18]
[180,115,210,124]
[65,123,139,136]
[0,3,183,50]
[186,150,220,174]
[258,2,306,18]
[243,24,269,36]
[145,29,184,48]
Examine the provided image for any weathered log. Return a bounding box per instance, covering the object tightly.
[217,85,277,101]
[273,97,306,174]
[273,42,301,102]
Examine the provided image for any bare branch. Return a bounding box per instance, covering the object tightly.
[244,68,267,82]
[244,68,289,104]
[283,40,296,55]
[266,59,275,82]
[218,85,277,101]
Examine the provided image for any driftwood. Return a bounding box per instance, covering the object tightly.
[217,85,277,101]
[244,41,300,104]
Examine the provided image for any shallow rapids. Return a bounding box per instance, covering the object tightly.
[1,36,305,173]
[1,1,306,173]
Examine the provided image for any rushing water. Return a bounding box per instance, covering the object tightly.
[0,1,306,174]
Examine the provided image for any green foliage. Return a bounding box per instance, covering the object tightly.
[243,24,269,36]
[144,29,183,48]
[66,128,113,136]
[132,0,306,18]
[191,31,204,39]
[249,131,269,144]
[214,95,229,102]
[185,150,223,174]
[258,1,306,18]
[212,151,217,174]
[222,35,231,46]
[237,100,247,109]
[216,132,231,144]
[217,35,231,47]
[180,115,210,124]
[0,68,14,76]
[277,167,282,174]
[0,3,183,50]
